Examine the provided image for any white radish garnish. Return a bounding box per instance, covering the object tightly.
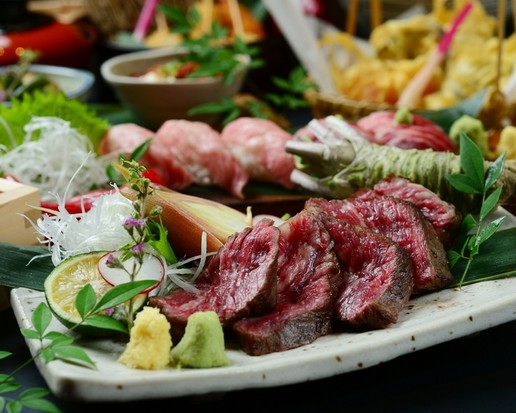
[98,251,166,293]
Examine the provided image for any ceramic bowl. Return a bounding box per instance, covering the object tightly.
[100,47,249,129]
[1,64,95,103]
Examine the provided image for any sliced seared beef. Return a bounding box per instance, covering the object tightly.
[357,176,462,248]
[149,219,280,337]
[316,210,414,329]
[307,195,453,295]
[232,209,341,356]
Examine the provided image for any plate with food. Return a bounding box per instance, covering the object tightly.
[10,238,516,402]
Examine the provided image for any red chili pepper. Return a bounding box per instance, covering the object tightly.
[142,168,166,186]
[176,62,199,79]
[41,188,114,215]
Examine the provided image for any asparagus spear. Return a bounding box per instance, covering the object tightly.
[285,116,516,214]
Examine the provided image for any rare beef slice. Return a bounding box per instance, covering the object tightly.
[362,176,462,248]
[307,195,453,295]
[149,219,280,337]
[316,210,414,329]
[232,209,342,356]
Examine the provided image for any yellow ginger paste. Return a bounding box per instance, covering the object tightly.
[118,306,172,370]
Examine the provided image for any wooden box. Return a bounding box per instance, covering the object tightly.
[0,178,42,311]
[0,178,42,246]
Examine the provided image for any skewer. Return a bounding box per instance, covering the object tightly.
[227,0,245,39]
[345,0,359,35]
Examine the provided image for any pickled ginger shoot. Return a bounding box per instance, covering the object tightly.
[171,311,230,368]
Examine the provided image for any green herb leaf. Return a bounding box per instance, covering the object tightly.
[20,396,61,413]
[459,132,485,190]
[17,387,50,401]
[480,186,502,220]
[485,152,506,189]
[75,284,97,319]
[0,352,12,360]
[91,280,155,314]
[52,345,96,368]
[81,314,128,334]
[445,173,483,194]
[31,302,52,336]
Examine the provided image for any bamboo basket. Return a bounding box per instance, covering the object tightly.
[85,0,195,37]
[304,88,397,121]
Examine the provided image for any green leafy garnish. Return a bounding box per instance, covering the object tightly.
[0,90,109,151]
[446,132,507,286]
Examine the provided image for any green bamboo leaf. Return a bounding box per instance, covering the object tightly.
[0,398,4,412]
[459,133,485,188]
[92,280,154,313]
[480,186,503,221]
[52,345,96,368]
[75,284,97,319]
[484,152,506,189]
[31,302,52,335]
[81,314,128,334]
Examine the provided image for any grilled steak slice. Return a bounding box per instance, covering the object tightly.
[362,176,462,248]
[149,219,280,337]
[307,195,453,295]
[232,209,341,356]
[316,210,414,329]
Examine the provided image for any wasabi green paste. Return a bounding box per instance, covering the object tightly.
[171,311,230,368]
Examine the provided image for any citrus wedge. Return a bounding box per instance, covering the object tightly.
[44,252,113,331]
[44,251,147,335]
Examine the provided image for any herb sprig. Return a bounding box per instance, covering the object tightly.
[1,160,175,411]
[446,132,507,286]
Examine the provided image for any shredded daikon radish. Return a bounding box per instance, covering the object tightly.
[0,116,109,202]
[33,189,134,266]
[154,232,215,296]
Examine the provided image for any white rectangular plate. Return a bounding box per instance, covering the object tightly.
[10,209,516,402]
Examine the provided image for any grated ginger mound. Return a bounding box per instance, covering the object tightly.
[118,306,172,370]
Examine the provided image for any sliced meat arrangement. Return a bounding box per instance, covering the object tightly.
[151,177,456,355]
[98,123,195,190]
[220,117,296,189]
[356,110,457,152]
[363,176,462,248]
[149,219,280,338]
[306,195,453,295]
[156,120,249,199]
[315,210,413,329]
[232,209,341,355]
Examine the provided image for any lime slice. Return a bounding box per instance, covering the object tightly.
[44,251,147,335]
[44,252,113,333]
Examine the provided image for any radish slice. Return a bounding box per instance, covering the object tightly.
[98,251,165,293]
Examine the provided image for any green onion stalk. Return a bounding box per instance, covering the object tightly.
[285,115,516,214]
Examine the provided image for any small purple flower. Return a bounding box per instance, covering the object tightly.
[131,243,145,255]
[105,253,123,269]
[123,217,147,229]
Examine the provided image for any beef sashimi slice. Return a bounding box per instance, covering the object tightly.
[155,119,249,198]
[98,123,195,190]
[232,209,341,356]
[149,219,279,337]
[361,176,462,248]
[220,117,296,189]
[316,211,414,329]
[307,195,453,295]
